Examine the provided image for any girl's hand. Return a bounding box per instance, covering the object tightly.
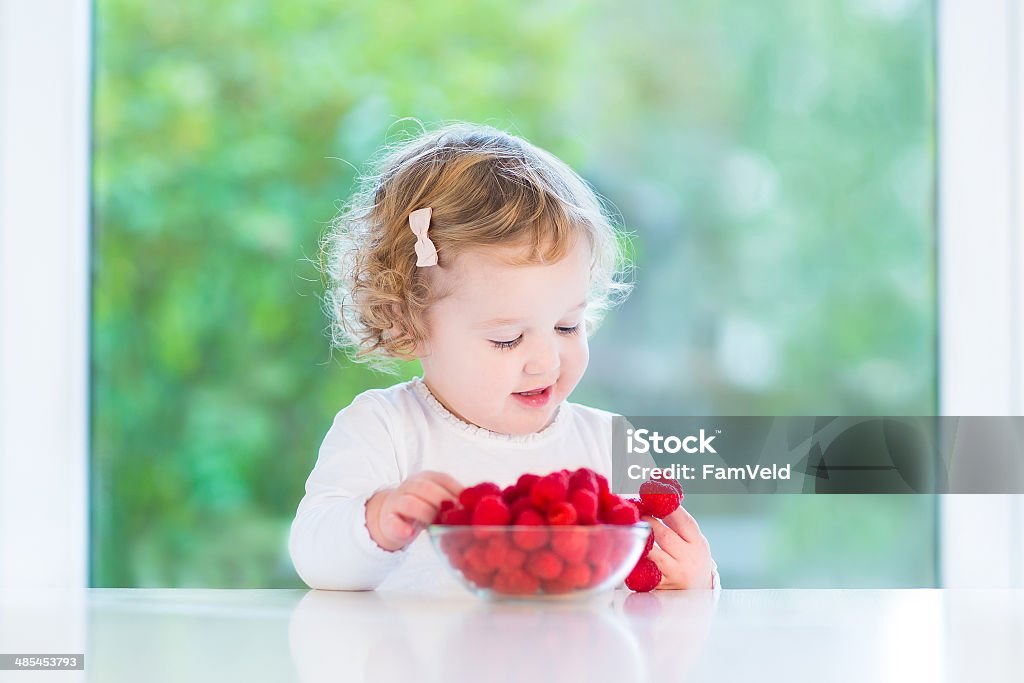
[643,506,715,590]
[365,471,463,552]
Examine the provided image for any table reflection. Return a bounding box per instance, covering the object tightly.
[287,587,718,683]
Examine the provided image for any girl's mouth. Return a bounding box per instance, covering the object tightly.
[512,384,553,408]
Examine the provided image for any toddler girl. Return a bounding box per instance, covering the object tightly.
[289,122,718,591]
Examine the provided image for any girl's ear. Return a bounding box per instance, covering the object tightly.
[389,330,426,360]
[385,309,428,359]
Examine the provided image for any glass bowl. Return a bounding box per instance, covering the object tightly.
[428,523,651,600]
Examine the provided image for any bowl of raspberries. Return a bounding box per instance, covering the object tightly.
[429,466,677,600]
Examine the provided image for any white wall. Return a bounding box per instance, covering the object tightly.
[0,0,91,589]
[938,0,1024,587]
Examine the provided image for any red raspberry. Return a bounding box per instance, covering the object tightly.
[568,468,599,495]
[434,503,450,525]
[643,527,655,555]
[590,560,612,584]
[515,473,541,498]
[505,546,527,569]
[463,544,491,574]
[483,534,511,568]
[570,489,599,524]
[561,562,593,589]
[493,568,540,595]
[625,557,662,592]
[594,472,611,496]
[440,532,469,557]
[513,530,549,552]
[546,500,578,526]
[444,540,468,565]
[525,549,564,580]
[510,569,541,594]
[491,570,517,595]
[472,495,512,525]
[650,470,684,499]
[603,501,640,525]
[530,472,569,509]
[438,506,471,525]
[607,530,642,567]
[433,499,455,524]
[462,566,495,588]
[459,482,502,510]
[543,578,576,594]
[508,496,537,519]
[626,496,651,517]
[501,485,518,504]
[512,509,549,550]
[475,548,499,573]
[514,508,545,525]
[639,480,681,518]
[598,489,622,513]
[550,528,589,563]
[585,532,611,565]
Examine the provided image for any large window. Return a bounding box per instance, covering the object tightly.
[91,0,936,587]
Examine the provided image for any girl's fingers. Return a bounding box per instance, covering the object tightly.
[647,535,711,590]
[661,506,706,545]
[420,471,464,498]
[644,516,687,560]
[391,493,439,526]
[378,473,463,546]
[406,477,461,507]
[647,545,674,571]
[381,512,418,542]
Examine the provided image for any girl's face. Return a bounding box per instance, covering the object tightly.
[416,238,592,436]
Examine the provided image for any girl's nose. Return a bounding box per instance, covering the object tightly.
[523,335,560,376]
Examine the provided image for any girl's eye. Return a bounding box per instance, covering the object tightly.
[489,325,581,351]
[490,335,523,351]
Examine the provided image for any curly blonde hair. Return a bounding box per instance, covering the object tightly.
[320,121,634,374]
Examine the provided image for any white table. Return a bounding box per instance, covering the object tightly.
[1,587,1022,681]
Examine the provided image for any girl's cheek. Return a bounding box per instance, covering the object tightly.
[576,334,591,362]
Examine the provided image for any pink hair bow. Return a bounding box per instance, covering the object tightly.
[408,207,438,267]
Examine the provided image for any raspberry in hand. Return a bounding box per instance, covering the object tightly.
[366,471,463,552]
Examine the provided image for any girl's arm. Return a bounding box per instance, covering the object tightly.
[289,394,410,591]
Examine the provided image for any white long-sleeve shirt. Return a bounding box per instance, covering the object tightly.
[288,376,720,592]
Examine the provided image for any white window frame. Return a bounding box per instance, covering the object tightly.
[0,0,92,589]
[0,0,1019,589]
[938,0,1024,587]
